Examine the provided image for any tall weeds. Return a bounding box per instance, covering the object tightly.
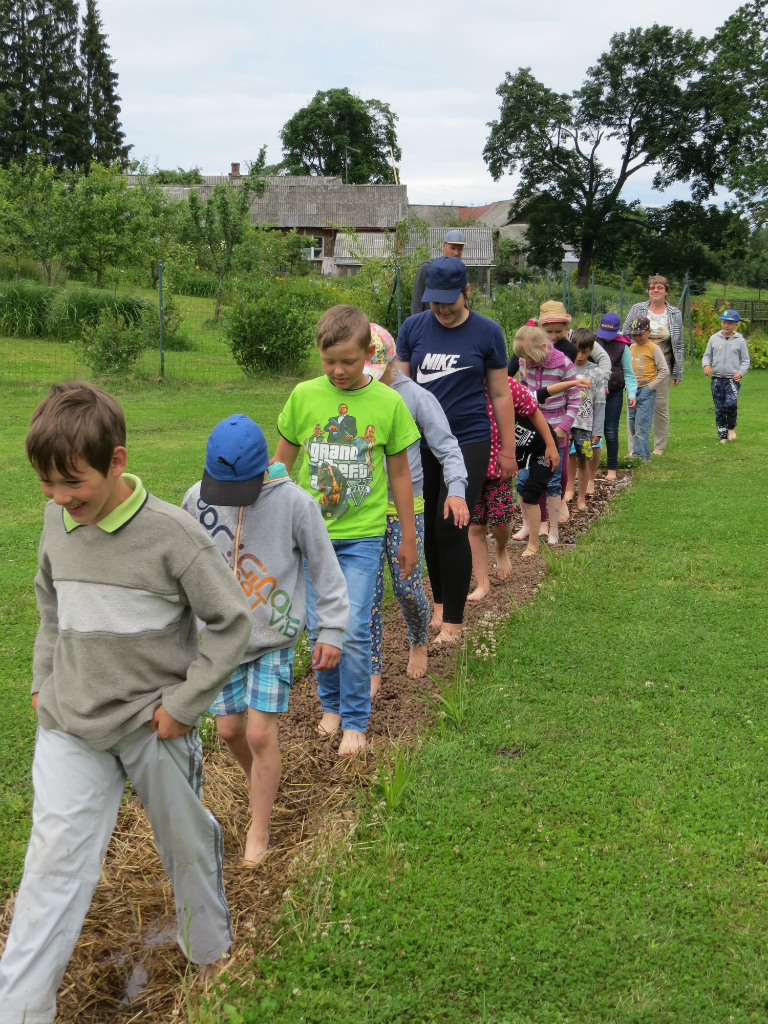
[0,282,148,341]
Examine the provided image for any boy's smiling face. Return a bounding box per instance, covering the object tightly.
[319,337,376,391]
[721,319,737,337]
[35,449,129,526]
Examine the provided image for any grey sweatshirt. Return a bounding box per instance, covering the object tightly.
[702,331,751,378]
[571,362,606,436]
[386,369,467,502]
[182,464,349,661]
[589,340,611,385]
[33,482,253,750]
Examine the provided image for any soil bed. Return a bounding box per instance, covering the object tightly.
[0,472,630,1022]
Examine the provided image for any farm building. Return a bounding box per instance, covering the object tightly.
[325,225,495,277]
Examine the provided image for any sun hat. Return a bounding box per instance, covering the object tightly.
[201,414,269,506]
[422,256,468,304]
[596,313,621,340]
[538,300,571,324]
[443,229,466,245]
[629,316,651,335]
[365,323,396,380]
[720,308,740,322]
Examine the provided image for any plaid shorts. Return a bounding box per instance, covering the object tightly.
[209,646,295,716]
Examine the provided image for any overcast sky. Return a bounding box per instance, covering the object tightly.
[99,0,740,207]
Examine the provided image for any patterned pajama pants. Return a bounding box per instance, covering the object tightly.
[711,376,740,439]
[370,512,429,675]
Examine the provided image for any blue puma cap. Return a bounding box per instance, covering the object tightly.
[720,308,740,322]
[201,414,269,506]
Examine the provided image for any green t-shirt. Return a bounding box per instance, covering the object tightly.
[277,374,421,539]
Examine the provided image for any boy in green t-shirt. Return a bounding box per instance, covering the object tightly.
[275,305,420,756]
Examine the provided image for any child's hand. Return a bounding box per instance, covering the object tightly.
[31,693,38,712]
[496,451,517,481]
[545,445,560,471]
[149,706,193,740]
[628,397,636,408]
[591,435,601,446]
[703,365,712,376]
[554,426,567,441]
[734,372,742,381]
[312,643,341,672]
[397,537,418,579]
[573,378,591,391]
[444,495,469,528]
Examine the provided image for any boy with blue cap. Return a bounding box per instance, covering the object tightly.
[182,415,349,866]
[702,309,750,442]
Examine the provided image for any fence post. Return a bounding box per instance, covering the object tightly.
[620,270,624,321]
[562,267,566,308]
[396,262,402,335]
[548,273,551,299]
[158,259,164,378]
[590,270,595,330]
[686,271,693,357]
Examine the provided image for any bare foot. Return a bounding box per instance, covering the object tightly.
[242,823,270,868]
[605,470,617,480]
[430,604,443,628]
[522,544,539,558]
[407,644,428,678]
[316,712,341,737]
[652,448,663,455]
[467,585,489,602]
[720,438,728,444]
[538,522,548,536]
[370,674,381,699]
[586,482,595,495]
[547,532,559,546]
[496,546,512,580]
[577,498,587,511]
[338,730,366,757]
[198,951,231,984]
[512,527,529,541]
[559,503,570,523]
[563,490,575,503]
[728,430,737,441]
[433,624,463,645]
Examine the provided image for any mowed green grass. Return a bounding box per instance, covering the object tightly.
[223,368,768,1024]
[0,368,319,892]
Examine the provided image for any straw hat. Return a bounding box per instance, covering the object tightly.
[538,300,571,324]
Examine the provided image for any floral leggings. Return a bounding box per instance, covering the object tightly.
[370,512,429,675]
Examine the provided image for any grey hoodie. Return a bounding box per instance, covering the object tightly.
[182,464,349,661]
[702,331,751,378]
[387,369,467,502]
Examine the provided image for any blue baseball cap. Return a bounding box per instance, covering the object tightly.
[201,414,269,506]
[596,312,621,340]
[422,256,468,304]
[720,309,740,322]
[443,229,466,245]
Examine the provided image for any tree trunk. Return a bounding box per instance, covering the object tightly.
[576,238,594,289]
[214,273,225,321]
[44,260,52,286]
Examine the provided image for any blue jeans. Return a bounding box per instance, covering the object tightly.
[603,389,624,470]
[304,536,383,734]
[627,387,656,461]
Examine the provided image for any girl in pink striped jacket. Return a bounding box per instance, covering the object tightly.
[512,326,582,545]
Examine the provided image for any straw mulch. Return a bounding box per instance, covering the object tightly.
[0,471,631,1022]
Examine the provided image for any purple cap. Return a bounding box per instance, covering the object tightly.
[596,313,621,340]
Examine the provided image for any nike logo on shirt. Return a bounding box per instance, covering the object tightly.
[416,353,470,383]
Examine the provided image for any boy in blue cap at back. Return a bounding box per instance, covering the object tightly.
[702,310,750,442]
[183,415,349,866]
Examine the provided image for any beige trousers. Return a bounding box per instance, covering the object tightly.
[652,372,672,451]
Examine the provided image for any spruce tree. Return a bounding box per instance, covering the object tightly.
[79,0,128,167]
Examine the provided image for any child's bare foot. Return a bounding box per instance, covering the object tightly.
[512,527,529,541]
[496,546,512,580]
[370,674,381,699]
[198,950,231,984]
[316,712,341,737]
[433,623,462,645]
[728,429,737,441]
[338,729,366,757]
[652,448,663,455]
[467,585,489,602]
[430,604,443,628]
[720,438,728,444]
[559,503,570,523]
[407,644,428,678]
[577,498,587,511]
[586,482,595,495]
[242,823,271,867]
[548,534,559,546]
[522,543,540,558]
[563,489,575,503]
[605,470,617,480]
[538,522,548,536]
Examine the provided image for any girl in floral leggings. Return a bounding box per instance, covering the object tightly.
[366,324,468,696]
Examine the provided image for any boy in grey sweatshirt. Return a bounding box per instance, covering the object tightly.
[702,309,751,442]
[182,414,349,867]
[0,383,253,1024]
[565,329,606,510]
[365,324,468,695]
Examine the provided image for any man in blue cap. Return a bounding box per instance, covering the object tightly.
[702,309,750,442]
[182,414,349,866]
[410,228,466,315]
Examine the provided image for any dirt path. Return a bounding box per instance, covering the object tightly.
[0,473,630,1022]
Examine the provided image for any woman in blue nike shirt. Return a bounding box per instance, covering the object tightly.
[397,257,515,643]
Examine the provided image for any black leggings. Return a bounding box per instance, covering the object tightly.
[421,440,491,624]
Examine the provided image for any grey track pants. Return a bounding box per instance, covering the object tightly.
[0,724,232,1024]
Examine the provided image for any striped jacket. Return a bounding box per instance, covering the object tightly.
[622,301,684,380]
[520,346,581,434]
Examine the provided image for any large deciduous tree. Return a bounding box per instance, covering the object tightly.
[280,88,401,184]
[483,26,715,286]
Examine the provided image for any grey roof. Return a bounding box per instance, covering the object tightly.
[473,200,515,230]
[408,204,461,227]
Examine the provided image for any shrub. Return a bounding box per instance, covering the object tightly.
[748,335,768,369]
[137,292,190,350]
[225,283,316,373]
[0,281,148,340]
[75,312,147,375]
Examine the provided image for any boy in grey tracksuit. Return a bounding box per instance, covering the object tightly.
[702,310,751,442]
[0,383,253,1024]
[182,414,349,868]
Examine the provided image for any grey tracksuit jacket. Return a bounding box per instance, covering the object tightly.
[702,331,751,378]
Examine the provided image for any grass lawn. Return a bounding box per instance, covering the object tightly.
[221,367,768,1024]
